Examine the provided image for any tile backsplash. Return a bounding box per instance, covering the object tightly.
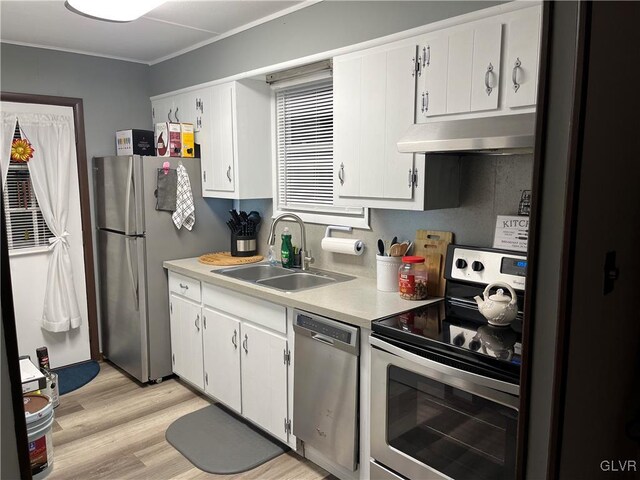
[240,154,533,279]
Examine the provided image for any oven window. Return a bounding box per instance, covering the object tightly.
[387,366,518,480]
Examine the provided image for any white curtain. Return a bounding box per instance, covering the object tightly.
[1,111,18,187]
[18,113,81,332]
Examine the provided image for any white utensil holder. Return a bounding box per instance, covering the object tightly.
[376,254,403,292]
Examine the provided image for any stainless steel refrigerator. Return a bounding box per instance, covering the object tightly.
[93,155,229,383]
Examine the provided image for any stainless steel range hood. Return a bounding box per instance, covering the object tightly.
[397,112,536,154]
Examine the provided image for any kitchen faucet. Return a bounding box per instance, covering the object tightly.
[267,213,313,270]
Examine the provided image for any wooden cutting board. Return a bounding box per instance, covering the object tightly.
[413,230,453,297]
[198,252,264,266]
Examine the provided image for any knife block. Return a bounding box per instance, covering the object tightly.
[231,233,257,257]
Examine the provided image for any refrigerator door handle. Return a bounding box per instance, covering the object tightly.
[125,157,134,235]
[125,237,139,310]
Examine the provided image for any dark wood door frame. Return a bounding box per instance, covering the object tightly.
[1,92,99,361]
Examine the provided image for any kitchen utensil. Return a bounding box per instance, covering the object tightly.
[389,242,408,257]
[405,241,413,255]
[474,282,518,326]
[390,236,398,247]
[413,230,453,297]
[377,239,385,256]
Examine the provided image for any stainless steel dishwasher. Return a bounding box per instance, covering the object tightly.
[293,310,360,471]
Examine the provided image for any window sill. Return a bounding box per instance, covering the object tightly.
[8,246,50,257]
[273,208,370,230]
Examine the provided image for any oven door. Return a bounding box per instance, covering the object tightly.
[370,336,519,480]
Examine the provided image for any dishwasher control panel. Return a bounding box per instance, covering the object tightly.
[296,314,353,344]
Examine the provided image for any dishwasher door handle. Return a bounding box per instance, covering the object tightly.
[311,333,335,345]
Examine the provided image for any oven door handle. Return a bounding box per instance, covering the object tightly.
[370,336,520,399]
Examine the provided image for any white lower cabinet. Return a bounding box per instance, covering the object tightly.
[168,272,290,444]
[169,293,204,390]
[241,323,289,443]
[202,307,241,413]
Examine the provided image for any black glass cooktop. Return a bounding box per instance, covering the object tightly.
[372,300,523,382]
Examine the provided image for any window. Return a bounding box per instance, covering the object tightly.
[3,124,53,251]
[275,79,368,228]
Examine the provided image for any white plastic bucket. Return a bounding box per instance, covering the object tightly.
[24,393,54,479]
[376,254,403,292]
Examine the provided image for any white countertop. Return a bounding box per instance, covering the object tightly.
[163,258,442,328]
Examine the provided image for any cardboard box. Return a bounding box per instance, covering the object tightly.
[493,215,529,252]
[20,357,46,394]
[116,129,154,156]
[155,122,181,157]
[181,123,194,158]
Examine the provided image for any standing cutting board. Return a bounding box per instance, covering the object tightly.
[413,230,453,297]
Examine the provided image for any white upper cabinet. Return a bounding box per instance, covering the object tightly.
[416,33,449,119]
[334,42,417,205]
[505,6,542,108]
[201,79,272,199]
[470,22,503,112]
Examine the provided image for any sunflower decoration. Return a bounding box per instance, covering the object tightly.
[11,137,35,163]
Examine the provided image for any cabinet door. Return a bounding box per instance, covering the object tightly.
[169,295,204,389]
[505,7,541,108]
[196,88,214,191]
[334,56,362,198]
[446,28,474,114]
[383,44,417,200]
[152,97,173,125]
[470,22,503,112]
[211,83,236,192]
[241,323,288,443]
[202,308,241,413]
[417,34,449,119]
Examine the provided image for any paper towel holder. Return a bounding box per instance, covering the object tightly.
[322,225,365,255]
[324,225,353,239]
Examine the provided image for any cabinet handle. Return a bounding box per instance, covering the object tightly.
[243,334,248,353]
[170,302,173,314]
[172,353,175,364]
[203,315,207,329]
[205,372,208,385]
[195,314,200,331]
[413,168,419,188]
[179,283,189,290]
[424,91,429,112]
[226,165,232,182]
[512,58,522,92]
[203,170,207,182]
[485,63,494,96]
[168,108,172,122]
[152,107,155,120]
[338,163,345,185]
[232,329,238,349]
[421,93,426,114]
[424,45,430,67]
[408,169,413,187]
[175,106,180,122]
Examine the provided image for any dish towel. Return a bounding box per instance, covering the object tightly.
[155,168,178,211]
[172,164,195,230]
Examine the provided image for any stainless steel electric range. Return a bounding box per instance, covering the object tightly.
[370,245,527,480]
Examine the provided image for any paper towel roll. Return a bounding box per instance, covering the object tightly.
[321,237,364,255]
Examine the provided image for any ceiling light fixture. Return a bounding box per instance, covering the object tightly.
[65,0,167,23]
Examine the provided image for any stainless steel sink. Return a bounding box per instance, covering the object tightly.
[212,263,354,292]
[256,273,336,291]
[214,264,291,282]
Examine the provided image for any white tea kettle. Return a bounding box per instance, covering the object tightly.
[474,282,518,326]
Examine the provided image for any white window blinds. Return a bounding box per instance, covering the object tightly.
[3,123,53,251]
[276,80,336,211]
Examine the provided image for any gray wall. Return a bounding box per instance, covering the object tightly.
[150,0,503,95]
[243,153,533,279]
[1,44,152,159]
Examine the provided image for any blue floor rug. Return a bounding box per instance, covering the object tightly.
[53,360,100,395]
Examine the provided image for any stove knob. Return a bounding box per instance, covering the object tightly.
[455,259,468,269]
[452,334,465,347]
[471,261,484,272]
[469,339,481,351]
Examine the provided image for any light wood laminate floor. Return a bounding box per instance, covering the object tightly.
[49,361,330,480]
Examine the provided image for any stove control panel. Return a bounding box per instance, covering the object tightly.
[449,325,522,357]
[446,246,527,291]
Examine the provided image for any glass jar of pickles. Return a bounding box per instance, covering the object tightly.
[398,256,428,300]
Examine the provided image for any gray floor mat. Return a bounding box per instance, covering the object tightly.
[165,403,289,474]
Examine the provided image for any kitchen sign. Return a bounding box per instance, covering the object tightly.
[493,215,529,252]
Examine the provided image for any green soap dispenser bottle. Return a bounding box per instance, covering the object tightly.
[281,227,293,268]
